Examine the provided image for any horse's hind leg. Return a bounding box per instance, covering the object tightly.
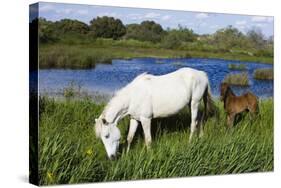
[189,100,199,142]
[127,119,139,153]
[140,117,152,149]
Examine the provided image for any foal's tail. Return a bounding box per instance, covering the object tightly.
[203,83,219,121]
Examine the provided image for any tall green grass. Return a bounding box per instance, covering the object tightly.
[38,97,273,185]
[39,38,273,69]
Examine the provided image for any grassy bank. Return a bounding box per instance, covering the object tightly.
[38,97,273,185]
[39,39,273,69]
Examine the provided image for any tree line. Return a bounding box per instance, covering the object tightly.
[33,16,273,57]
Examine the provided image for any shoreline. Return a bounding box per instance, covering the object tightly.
[39,44,273,69]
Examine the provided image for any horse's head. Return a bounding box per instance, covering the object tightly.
[95,116,121,160]
[220,83,229,101]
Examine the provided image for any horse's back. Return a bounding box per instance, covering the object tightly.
[128,68,209,118]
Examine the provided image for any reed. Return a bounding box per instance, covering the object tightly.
[228,63,247,70]
[254,68,273,80]
[38,97,273,185]
[223,72,249,86]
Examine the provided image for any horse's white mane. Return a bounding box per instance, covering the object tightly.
[109,72,151,102]
[102,72,151,122]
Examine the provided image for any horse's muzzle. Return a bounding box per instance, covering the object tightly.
[109,154,117,160]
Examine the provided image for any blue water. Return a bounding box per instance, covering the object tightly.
[38,58,273,98]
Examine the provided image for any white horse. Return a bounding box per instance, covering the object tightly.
[95,67,216,159]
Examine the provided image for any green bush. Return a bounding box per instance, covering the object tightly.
[125,21,165,43]
[89,16,126,39]
[161,28,196,49]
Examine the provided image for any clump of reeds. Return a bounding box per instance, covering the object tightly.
[228,63,247,70]
[223,72,249,86]
[254,68,273,80]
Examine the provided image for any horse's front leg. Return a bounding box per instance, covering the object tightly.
[189,100,199,142]
[127,119,139,153]
[140,117,152,149]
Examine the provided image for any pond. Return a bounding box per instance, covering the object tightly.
[38,58,273,99]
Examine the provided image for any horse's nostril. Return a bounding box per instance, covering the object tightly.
[109,154,116,160]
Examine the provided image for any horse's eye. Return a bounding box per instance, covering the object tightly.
[105,134,110,139]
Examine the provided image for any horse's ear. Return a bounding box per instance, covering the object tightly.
[95,118,98,123]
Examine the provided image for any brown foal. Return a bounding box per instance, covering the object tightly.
[220,83,259,128]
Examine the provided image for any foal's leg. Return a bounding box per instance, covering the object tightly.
[227,113,235,128]
[189,100,199,142]
[127,119,139,153]
[140,117,152,148]
[248,104,259,121]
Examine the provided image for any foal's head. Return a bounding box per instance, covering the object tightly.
[220,83,232,101]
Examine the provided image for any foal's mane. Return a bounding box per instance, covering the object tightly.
[223,84,236,107]
[226,85,235,97]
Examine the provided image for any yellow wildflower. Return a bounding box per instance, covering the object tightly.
[47,172,54,182]
[86,148,93,156]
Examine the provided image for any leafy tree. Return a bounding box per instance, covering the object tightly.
[161,26,196,49]
[246,27,266,49]
[125,21,165,43]
[53,19,90,35]
[212,25,245,50]
[268,35,273,45]
[38,18,57,43]
[125,24,141,40]
[89,16,126,39]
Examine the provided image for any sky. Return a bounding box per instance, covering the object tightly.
[30,2,274,37]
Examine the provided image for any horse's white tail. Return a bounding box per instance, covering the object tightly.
[203,82,218,120]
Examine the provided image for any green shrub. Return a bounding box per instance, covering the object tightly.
[89,16,126,39]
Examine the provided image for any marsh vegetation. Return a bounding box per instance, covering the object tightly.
[38,97,273,185]
[30,17,273,69]
[223,72,249,86]
[228,63,247,70]
[254,68,273,80]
